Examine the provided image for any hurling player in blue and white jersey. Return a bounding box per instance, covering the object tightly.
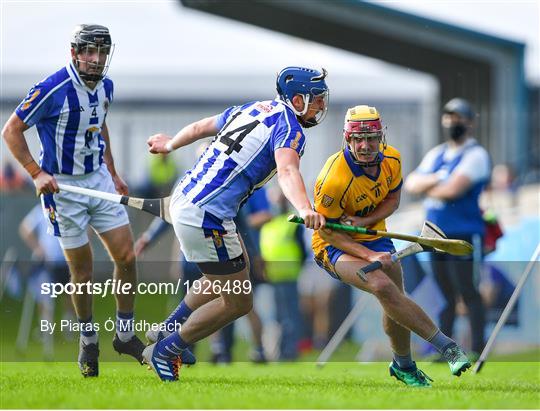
[405,98,490,358]
[2,24,145,377]
[141,67,329,381]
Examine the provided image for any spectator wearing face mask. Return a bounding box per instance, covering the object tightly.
[404,98,491,358]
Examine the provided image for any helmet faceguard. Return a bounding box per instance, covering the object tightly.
[343,105,386,167]
[276,67,329,128]
[71,24,114,82]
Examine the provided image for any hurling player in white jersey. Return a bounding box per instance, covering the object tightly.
[2,24,145,377]
[140,67,329,381]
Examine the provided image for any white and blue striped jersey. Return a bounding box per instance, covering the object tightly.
[15,61,113,175]
[177,99,306,220]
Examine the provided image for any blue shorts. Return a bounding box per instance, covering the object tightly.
[314,237,395,280]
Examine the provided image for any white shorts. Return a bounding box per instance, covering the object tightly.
[170,190,242,263]
[41,164,129,249]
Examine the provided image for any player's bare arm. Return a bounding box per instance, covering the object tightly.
[426,173,472,200]
[1,112,58,194]
[147,115,219,154]
[275,147,325,230]
[101,120,128,195]
[403,171,440,194]
[341,188,401,228]
[318,227,393,269]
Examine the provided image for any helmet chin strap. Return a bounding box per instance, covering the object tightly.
[283,94,310,116]
[298,116,318,128]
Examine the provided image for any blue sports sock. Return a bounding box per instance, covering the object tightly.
[116,311,134,342]
[163,301,193,332]
[393,352,415,370]
[428,329,456,353]
[155,332,189,360]
[79,316,98,344]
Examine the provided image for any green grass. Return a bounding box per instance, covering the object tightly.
[1,361,539,409]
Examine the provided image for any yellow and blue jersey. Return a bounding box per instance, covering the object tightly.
[312,145,402,274]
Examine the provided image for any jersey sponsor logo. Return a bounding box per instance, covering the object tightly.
[290,131,302,150]
[355,204,375,217]
[256,103,272,113]
[355,193,368,202]
[321,194,334,208]
[20,89,41,111]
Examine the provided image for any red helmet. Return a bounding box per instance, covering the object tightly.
[343,105,386,167]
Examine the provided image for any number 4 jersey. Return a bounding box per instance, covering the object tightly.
[177,99,306,221]
[312,145,403,251]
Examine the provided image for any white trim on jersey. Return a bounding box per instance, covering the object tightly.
[186,108,279,208]
[53,96,70,171]
[24,78,70,125]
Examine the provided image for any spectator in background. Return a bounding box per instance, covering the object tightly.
[137,153,178,198]
[297,229,338,351]
[404,97,490,358]
[0,160,27,191]
[19,204,75,359]
[260,188,306,360]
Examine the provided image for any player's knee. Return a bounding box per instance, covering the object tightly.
[370,275,397,300]
[226,292,253,318]
[113,245,136,266]
[69,268,92,283]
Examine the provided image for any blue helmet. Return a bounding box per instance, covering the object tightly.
[276,67,329,126]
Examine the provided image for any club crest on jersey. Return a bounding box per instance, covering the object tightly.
[21,89,41,111]
[85,127,99,148]
[48,206,57,224]
[290,131,302,151]
[321,194,334,208]
[212,230,223,248]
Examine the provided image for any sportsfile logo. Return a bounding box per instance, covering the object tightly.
[41,279,182,298]
[41,278,253,298]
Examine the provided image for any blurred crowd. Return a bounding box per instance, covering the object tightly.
[2,91,533,363]
[2,145,523,362]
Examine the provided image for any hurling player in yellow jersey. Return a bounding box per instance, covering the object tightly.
[312,106,471,387]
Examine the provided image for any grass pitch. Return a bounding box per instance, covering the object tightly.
[1,361,539,409]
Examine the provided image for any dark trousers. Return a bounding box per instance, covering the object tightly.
[274,281,302,360]
[431,234,485,353]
